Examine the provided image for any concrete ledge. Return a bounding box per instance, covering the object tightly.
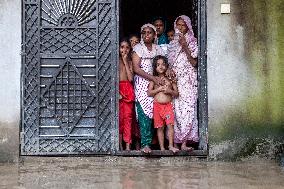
[20,150,207,157]
[115,150,207,157]
[18,156,206,166]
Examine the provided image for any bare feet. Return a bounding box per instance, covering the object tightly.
[181,145,193,151]
[169,146,180,153]
[125,143,130,151]
[141,146,152,154]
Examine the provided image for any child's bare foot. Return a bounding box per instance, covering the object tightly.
[169,146,180,153]
[125,143,130,151]
[181,145,193,151]
[141,146,151,154]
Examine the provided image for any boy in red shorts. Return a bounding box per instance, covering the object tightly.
[147,55,179,153]
[119,39,135,151]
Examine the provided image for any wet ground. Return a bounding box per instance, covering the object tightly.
[0,157,283,189]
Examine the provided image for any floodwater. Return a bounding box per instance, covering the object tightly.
[0,157,283,189]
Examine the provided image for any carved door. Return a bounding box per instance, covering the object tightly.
[21,0,119,155]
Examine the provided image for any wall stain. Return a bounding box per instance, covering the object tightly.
[209,0,284,159]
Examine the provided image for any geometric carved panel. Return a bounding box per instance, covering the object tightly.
[22,3,40,154]
[97,2,113,152]
[41,61,95,135]
[41,28,97,54]
[22,0,118,155]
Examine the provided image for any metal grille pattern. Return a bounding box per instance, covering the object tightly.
[41,61,96,135]
[40,28,97,54]
[97,3,112,152]
[22,2,40,154]
[39,138,97,153]
[22,0,118,155]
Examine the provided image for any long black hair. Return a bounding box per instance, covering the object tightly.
[152,55,169,76]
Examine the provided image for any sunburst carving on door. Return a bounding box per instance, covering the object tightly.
[41,0,97,26]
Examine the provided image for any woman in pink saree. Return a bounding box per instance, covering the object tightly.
[167,15,199,150]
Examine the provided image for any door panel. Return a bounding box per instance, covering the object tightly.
[21,0,118,155]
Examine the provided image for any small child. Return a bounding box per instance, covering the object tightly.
[167,29,175,42]
[129,34,140,49]
[147,55,179,153]
[119,38,135,151]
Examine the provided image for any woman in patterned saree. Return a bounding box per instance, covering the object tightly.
[168,15,199,151]
[132,23,165,153]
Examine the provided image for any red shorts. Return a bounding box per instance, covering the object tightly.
[153,102,175,128]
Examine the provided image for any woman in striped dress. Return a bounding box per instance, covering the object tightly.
[132,23,165,153]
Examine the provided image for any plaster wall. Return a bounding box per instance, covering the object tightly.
[207,0,284,160]
[0,0,21,162]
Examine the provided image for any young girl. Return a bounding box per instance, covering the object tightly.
[147,55,179,153]
[119,38,135,151]
[167,29,175,42]
[129,34,140,49]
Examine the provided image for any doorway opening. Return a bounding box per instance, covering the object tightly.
[117,0,207,156]
[120,0,197,39]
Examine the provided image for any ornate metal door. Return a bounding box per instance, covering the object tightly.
[21,0,119,155]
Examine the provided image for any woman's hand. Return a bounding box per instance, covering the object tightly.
[153,76,165,86]
[178,34,190,52]
[178,34,197,67]
[165,69,177,83]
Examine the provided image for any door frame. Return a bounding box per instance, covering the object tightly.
[115,0,208,156]
[20,0,207,156]
[197,0,208,153]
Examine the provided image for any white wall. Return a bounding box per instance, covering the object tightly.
[0,0,21,162]
[0,0,21,123]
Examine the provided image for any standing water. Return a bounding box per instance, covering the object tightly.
[0,157,283,189]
